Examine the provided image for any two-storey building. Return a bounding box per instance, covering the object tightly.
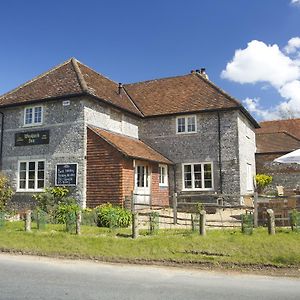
[0,58,259,209]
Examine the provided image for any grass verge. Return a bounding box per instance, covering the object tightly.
[0,222,300,273]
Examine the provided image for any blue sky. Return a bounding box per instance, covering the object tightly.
[1,0,300,121]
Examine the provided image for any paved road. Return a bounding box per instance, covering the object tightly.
[0,254,299,300]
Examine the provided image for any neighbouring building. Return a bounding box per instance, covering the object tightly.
[256,119,300,193]
[0,58,259,209]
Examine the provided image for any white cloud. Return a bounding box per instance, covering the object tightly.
[221,39,300,120]
[284,37,300,54]
[221,40,300,88]
[291,0,300,5]
[243,97,283,120]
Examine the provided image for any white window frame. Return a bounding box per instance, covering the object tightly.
[24,106,43,126]
[17,159,46,192]
[176,115,197,134]
[182,162,214,191]
[159,164,168,187]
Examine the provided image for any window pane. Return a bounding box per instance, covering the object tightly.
[19,180,26,189]
[184,165,192,188]
[187,116,196,132]
[137,166,145,187]
[38,179,45,189]
[34,107,42,123]
[194,164,202,188]
[29,161,35,171]
[204,164,212,188]
[20,171,26,180]
[38,171,44,180]
[38,161,44,170]
[177,118,185,133]
[25,108,33,124]
[28,180,35,189]
[145,166,148,187]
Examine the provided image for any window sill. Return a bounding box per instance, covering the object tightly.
[159,184,168,188]
[176,131,197,135]
[22,123,43,128]
[16,189,45,193]
[182,188,214,192]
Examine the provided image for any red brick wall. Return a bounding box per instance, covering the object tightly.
[86,128,124,207]
[122,159,134,199]
[86,128,170,208]
[150,163,170,207]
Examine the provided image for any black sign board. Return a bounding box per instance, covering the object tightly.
[15,130,50,146]
[56,163,77,186]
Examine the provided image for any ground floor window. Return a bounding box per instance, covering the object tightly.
[159,164,168,187]
[182,162,213,190]
[18,160,45,191]
[136,165,149,188]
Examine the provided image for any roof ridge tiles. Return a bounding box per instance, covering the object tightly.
[71,58,89,93]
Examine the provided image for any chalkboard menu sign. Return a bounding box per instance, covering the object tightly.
[15,130,49,146]
[56,163,77,186]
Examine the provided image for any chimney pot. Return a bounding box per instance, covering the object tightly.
[118,83,123,94]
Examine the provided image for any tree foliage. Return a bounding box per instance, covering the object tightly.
[0,173,14,211]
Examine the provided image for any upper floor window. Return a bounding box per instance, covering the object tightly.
[182,162,213,190]
[24,106,43,126]
[159,164,168,187]
[176,115,196,134]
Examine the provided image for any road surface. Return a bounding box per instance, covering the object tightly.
[0,254,299,300]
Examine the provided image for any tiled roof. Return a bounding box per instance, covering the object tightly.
[256,131,300,154]
[256,118,300,140]
[0,58,142,116]
[0,60,83,106]
[124,73,242,116]
[0,58,258,127]
[88,126,173,164]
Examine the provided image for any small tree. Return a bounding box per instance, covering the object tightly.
[255,174,273,194]
[0,173,14,211]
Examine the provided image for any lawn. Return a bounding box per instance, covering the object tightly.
[0,221,300,269]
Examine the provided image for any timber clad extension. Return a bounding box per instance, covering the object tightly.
[0,58,259,208]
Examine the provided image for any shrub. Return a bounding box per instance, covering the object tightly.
[255,174,273,193]
[33,186,77,223]
[55,203,80,224]
[81,208,98,226]
[0,173,14,212]
[96,203,132,228]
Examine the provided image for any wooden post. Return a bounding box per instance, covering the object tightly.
[132,212,139,239]
[267,209,275,235]
[253,192,258,228]
[76,211,81,235]
[173,193,177,225]
[199,210,206,236]
[191,214,196,231]
[131,191,135,213]
[25,210,31,232]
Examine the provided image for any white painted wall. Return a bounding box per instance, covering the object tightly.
[237,113,256,197]
[83,99,139,138]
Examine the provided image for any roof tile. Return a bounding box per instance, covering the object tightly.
[88,126,173,164]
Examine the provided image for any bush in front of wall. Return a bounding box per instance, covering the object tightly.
[255,174,273,194]
[96,203,132,228]
[33,186,77,223]
[0,173,14,212]
[55,203,80,224]
[81,208,98,226]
